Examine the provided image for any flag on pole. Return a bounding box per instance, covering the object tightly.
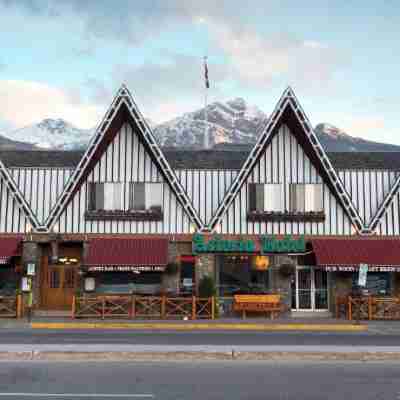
[204,56,210,89]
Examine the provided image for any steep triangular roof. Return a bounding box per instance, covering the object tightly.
[0,157,41,230]
[368,174,400,232]
[45,85,203,230]
[206,87,366,233]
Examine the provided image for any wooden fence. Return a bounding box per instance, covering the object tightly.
[72,295,215,320]
[0,295,22,318]
[336,296,400,320]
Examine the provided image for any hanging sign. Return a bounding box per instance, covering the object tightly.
[358,263,368,287]
[27,263,36,276]
[192,234,306,254]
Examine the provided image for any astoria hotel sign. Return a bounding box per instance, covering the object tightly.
[192,234,306,254]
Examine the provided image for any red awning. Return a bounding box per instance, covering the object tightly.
[85,238,169,271]
[312,239,400,271]
[0,237,22,264]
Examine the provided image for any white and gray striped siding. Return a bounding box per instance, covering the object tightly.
[10,168,74,225]
[54,123,194,234]
[338,169,399,227]
[216,124,353,235]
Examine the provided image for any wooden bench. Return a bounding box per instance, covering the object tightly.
[233,294,282,319]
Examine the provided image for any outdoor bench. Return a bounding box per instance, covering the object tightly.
[233,294,283,319]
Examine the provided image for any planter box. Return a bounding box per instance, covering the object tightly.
[85,210,163,221]
[247,211,325,222]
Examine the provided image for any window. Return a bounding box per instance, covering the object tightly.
[129,183,163,211]
[249,184,283,212]
[88,183,124,211]
[88,182,163,212]
[289,184,323,212]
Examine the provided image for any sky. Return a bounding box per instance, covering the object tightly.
[0,0,399,144]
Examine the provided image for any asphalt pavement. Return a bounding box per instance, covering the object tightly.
[0,360,399,399]
[0,329,400,346]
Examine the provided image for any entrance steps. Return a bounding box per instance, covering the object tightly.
[34,310,71,317]
[291,311,332,318]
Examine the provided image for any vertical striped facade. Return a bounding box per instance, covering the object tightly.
[55,123,195,234]
[216,124,354,235]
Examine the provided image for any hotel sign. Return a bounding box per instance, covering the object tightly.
[192,234,306,254]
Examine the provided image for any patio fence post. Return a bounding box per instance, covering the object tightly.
[102,297,105,320]
[72,295,76,319]
[348,297,352,321]
[16,294,22,319]
[161,295,166,319]
[131,295,136,319]
[211,296,215,320]
[192,296,196,320]
[368,296,373,320]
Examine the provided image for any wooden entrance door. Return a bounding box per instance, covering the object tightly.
[40,253,78,310]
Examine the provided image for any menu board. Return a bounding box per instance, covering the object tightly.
[352,273,390,295]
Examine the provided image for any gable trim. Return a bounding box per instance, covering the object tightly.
[206,87,366,233]
[0,158,40,230]
[368,173,400,232]
[44,85,203,231]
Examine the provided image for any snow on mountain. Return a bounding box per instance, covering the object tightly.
[1,100,400,153]
[2,118,94,150]
[153,98,266,148]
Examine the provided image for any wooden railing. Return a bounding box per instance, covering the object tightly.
[0,295,20,318]
[72,295,215,320]
[343,296,400,320]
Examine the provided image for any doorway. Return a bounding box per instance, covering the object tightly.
[291,266,328,311]
[40,244,80,310]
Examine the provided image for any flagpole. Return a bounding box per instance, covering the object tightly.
[204,56,209,149]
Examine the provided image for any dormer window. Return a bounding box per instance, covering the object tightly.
[86,182,163,221]
[248,183,284,212]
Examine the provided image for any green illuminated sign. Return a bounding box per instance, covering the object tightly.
[192,234,306,254]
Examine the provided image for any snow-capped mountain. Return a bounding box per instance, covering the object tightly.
[1,100,400,152]
[153,98,265,148]
[2,118,93,150]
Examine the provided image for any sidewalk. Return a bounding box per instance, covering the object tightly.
[0,316,367,332]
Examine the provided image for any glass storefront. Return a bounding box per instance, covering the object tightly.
[217,255,270,296]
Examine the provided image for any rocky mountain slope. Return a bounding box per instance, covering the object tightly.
[1,99,399,152]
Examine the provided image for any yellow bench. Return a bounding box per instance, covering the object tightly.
[233,294,283,319]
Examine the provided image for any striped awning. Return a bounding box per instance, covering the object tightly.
[312,239,400,271]
[0,237,22,265]
[84,238,169,271]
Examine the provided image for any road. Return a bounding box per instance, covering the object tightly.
[0,360,399,399]
[1,329,400,346]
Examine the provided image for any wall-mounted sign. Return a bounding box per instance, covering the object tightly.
[260,235,306,254]
[27,263,35,276]
[86,265,165,272]
[192,234,255,254]
[358,263,368,287]
[192,234,306,254]
[21,276,32,292]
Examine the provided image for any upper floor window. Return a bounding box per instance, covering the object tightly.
[248,184,284,212]
[289,184,323,212]
[88,182,163,212]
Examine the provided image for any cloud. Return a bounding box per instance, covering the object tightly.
[86,53,230,123]
[208,24,340,89]
[0,80,103,129]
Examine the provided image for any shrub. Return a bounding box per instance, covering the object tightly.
[198,275,216,298]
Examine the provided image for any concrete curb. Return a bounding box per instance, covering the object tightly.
[30,322,368,332]
[0,351,398,361]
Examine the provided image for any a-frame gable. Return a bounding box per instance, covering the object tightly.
[0,158,40,232]
[368,174,400,234]
[45,85,203,232]
[337,168,400,229]
[207,87,365,234]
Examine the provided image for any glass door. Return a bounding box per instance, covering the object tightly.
[297,268,312,310]
[294,267,328,311]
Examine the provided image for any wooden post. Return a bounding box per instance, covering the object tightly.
[16,294,22,319]
[192,296,196,320]
[131,295,136,319]
[72,295,76,319]
[211,296,215,320]
[348,297,352,321]
[368,296,373,321]
[102,297,105,320]
[161,296,166,319]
